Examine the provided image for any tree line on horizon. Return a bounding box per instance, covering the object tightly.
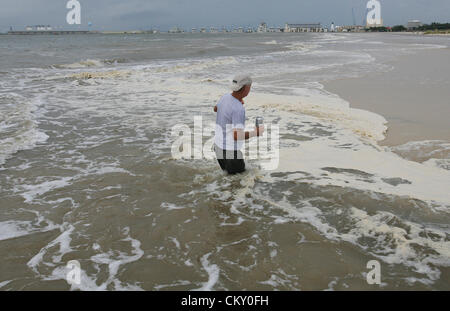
[367,22,450,32]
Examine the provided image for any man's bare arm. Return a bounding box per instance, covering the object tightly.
[233,127,264,141]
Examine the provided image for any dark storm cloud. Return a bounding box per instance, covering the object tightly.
[0,0,449,32]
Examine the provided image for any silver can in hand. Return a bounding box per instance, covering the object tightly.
[256,117,264,128]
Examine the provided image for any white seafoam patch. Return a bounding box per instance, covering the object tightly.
[273,141,450,207]
[33,226,145,291]
[13,161,133,203]
[389,140,450,170]
[0,213,59,241]
[346,208,450,282]
[0,93,49,167]
[193,253,220,291]
[0,220,40,241]
[0,280,13,289]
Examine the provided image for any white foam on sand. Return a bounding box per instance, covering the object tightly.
[0,280,13,289]
[86,227,144,290]
[0,217,59,241]
[34,226,145,291]
[193,253,220,291]
[0,93,48,167]
[161,202,187,210]
[27,225,75,273]
[345,208,450,281]
[13,161,133,203]
[248,90,388,143]
[154,280,191,290]
[19,177,73,203]
[389,140,450,163]
[0,220,34,241]
[272,141,450,207]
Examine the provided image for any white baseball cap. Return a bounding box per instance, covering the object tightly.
[230,74,252,92]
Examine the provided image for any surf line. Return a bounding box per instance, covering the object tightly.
[181,295,215,309]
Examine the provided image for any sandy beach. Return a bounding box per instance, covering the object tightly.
[324,46,450,147]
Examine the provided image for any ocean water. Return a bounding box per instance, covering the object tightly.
[0,32,449,290]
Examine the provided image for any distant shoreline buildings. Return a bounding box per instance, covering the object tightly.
[26,25,53,31]
[3,19,447,35]
[284,23,324,33]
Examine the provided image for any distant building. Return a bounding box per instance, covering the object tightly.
[336,25,365,32]
[191,28,197,33]
[257,22,268,33]
[209,27,218,33]
[267,27,282,33]
[330,22,335,32]
[25,25,53,31]
[407,20,422,30]
[284,23,323,33]
[168,27,183,33]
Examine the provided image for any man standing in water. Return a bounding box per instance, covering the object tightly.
[214,74,264,174]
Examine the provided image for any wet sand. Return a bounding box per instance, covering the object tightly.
[324,46,450,147]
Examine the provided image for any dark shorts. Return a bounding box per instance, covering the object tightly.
[214,145,246,175]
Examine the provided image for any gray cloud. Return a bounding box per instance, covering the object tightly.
[0,0,449,32]
[117,9,169,24]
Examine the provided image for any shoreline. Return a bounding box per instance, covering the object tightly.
[323,46,450,147]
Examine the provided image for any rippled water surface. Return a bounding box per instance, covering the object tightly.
[0,32,449,290]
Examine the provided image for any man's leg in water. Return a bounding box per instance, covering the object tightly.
[215,145,227,171]
[224,150,245,175]
[215,146,245,174]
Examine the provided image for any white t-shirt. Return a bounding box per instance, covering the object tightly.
[214,93,246,151]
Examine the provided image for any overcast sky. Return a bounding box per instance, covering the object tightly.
[1,0,450,32]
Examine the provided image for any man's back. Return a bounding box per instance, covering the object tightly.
[215,93,246,151]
